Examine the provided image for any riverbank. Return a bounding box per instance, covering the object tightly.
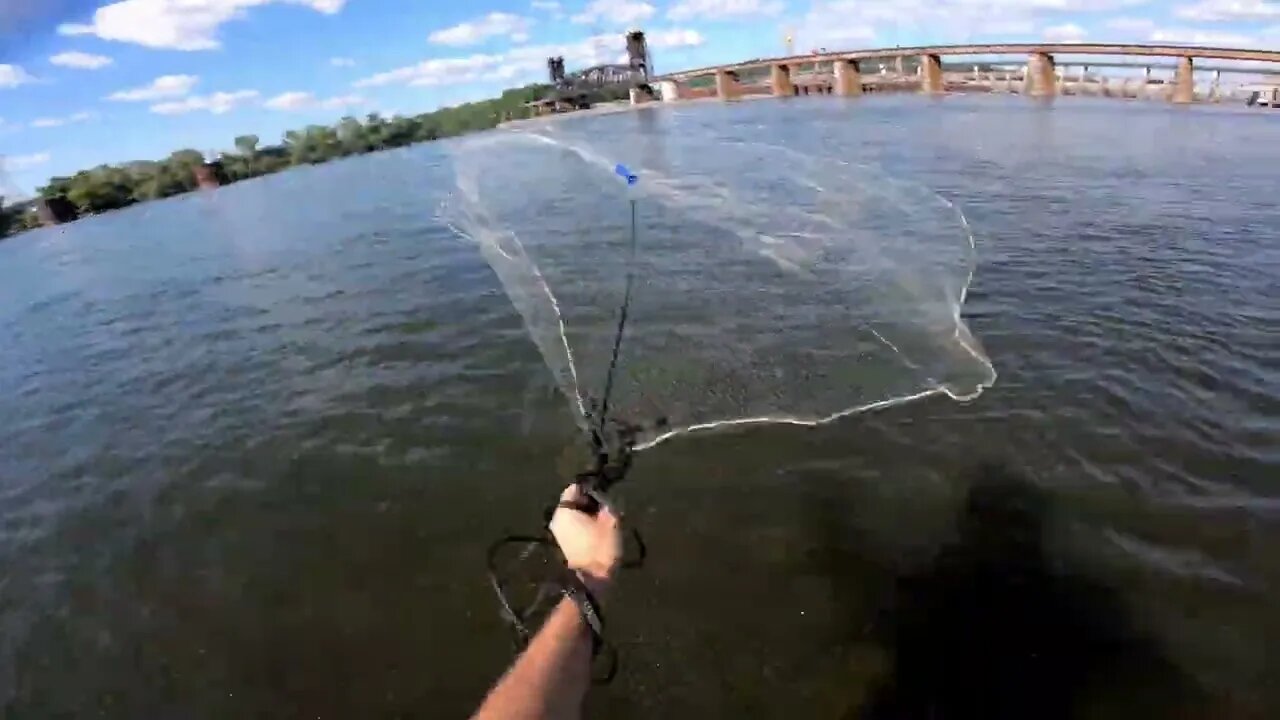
[1,84,555,239]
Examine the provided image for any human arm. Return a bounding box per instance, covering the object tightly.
[470,485,622,720]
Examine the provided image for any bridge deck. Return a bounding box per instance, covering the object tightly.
[658,43,1280,82]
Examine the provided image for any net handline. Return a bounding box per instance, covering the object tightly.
[591,197,639,444]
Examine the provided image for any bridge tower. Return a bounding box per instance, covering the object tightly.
[547,56,566,86]
[626,31,651,80]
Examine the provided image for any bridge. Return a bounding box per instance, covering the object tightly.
[653,43,1280,104]
[565,63,647,88]
[528,31,654,114]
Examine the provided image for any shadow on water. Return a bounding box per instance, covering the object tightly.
[817,464,1209,720]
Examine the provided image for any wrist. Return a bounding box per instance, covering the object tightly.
[575,568,613,598]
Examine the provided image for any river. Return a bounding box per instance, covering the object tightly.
[0,95,1276,717]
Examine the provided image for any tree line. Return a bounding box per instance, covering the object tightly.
[2,82,629,240]
[0,200,36,236]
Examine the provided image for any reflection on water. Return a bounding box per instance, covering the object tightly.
[848,465,1205,719]
[0,95,1277,717]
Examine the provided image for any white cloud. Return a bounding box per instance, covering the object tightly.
[0,64,34,88]
[646,28,706,48]
[1174,0,1280,21]
[983,18,1038,34]
[1104,16,1157,33]
[49,51,114,69]
[797,24,877,50]
[57,0,348,51]
[355,34,631,89]
[322,93,366,108]
[571,0,655,26]
[1149,27,1258,44]
[782,0,1159,51]
[264,91,367,110]
[355,54,506,88]
[1043,22,1086,41]
[976,0,1148,9]
[429,12,533,46]
[531,0,565,19]
[330,56,356,67]
[264,90,314,110]
[108,74,199,101]
[1105,15,1266,45]
[667,0,783,21]
[790,2,878,50]
[7,152,51,170]
[30,111,96,128]
[151,89,259,115]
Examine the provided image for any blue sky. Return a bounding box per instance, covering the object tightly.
[1,0,1278,194]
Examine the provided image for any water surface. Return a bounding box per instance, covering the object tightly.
[1,95,1276,717]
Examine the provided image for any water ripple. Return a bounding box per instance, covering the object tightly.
[0,96,1276,716]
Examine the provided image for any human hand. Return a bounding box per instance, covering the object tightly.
[549,484,622,594]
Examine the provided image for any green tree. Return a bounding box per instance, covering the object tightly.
[363,113,388,149]
[336,116,368,155]
[39,176,74,199]
[283,127,339,165]
[0,197,13,238]
[2,198,44,239]
[64,165,135,214]
[10,81,580,228]
[131,161,188,201]
[234,134,259,156]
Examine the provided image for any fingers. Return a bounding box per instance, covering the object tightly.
[554,484,620,525]
[596,503,620,526]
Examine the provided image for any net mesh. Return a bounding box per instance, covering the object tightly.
[442,118,995,449]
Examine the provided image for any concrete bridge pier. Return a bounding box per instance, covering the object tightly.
[657,79,683,101]
[629,87,654,105]
[1142,66,1152,99]
[894,56,905,76]
[771,63,795,97]
[1209,70,1221,102]
[1027,52,1056,96]
[1172,56,1194,103]
[715,69,741,100]
[920,54,944,93]
[834,59,863,96]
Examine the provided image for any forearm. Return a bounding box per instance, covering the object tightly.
[471,596,594,720]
